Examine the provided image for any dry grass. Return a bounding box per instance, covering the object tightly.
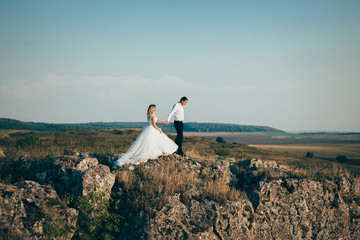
[290,161,352,181]
[0,129,140,161]
[202,177,244,203]
[114,153,245,216]
[186,148,217,163]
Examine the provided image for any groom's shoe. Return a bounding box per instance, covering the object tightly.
[178,151,186,157]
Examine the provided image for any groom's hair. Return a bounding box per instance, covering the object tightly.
[180,96,188,102]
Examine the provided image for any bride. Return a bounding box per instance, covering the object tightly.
[113,104,178,167]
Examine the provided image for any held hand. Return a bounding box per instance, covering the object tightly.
[159,128,162,134]
[165,121,169,125]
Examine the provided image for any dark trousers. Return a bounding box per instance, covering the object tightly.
[174,121,184,155]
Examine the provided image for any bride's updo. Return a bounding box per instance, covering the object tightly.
[147,104,156,119]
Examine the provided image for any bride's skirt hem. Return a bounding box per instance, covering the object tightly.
[113,152,175,168]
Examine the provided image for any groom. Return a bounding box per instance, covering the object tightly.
[166,96,188,157]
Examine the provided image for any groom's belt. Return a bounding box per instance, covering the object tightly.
[174,120,183,122]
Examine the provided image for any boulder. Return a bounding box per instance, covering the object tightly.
[80,163,115,199]
[0,181,78,240]
[27,155,115,199]
[27,155,79,197]
[76,157,98,171]
[144,194,255,239]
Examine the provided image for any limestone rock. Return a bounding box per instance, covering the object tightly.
[76,157,98,171]
[8,153,360,239]
[79,151,89,158]
[28,155,115,199]
[0,181,78,240]
[144,194,255,239]
[184,159,202,174]
[64,149,79,156]
[27,155,79,197]
[81,164,115,198]
[0,149,5,158]
[352,177,360,197]
[90,152,121,167]
[254,178,353,239]
[200,160,232,183]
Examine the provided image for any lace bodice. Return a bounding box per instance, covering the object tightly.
[147,115,157,124]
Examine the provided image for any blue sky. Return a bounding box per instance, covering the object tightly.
[0,0,359,131]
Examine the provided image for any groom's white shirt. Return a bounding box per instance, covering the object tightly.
[167,102,184,122]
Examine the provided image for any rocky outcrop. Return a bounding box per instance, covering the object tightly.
[5,153,117,239]
[127,158,360,239]
[237,159,360,239]
[254,179,355,239]
[27,155,115,199]
[0,181,78,240]
[144,194,255,239]
[77,158,115,199]
[26,155,78,197]
[4,152,360,239]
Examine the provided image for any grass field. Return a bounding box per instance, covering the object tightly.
[1,129,360,181]
[184,132,360,145]
[249,143,360,159]
[185,131,360,173]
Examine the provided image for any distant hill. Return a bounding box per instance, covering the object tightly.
[0,118,284,133]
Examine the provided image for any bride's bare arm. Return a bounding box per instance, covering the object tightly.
[152,116,162,133]
[156,120,166,124]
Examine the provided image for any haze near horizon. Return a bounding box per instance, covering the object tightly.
[0,0,359,132]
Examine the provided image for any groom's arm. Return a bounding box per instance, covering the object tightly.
[166,104,178,123]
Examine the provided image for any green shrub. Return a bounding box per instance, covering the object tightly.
[112,129,124,135]
[0,137,10,147]
[16,135,39,148]
[336,155,348,163]
[73,193,122,240]
[0,157,25,184]
[306,152,314,158]
[215,148,231,156]
[9,132,29,137]
[216,137,226,143]
[44,218,76,239]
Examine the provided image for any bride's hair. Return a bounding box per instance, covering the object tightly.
[147,104,156,119]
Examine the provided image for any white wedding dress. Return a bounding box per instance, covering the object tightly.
[113,115,178,167]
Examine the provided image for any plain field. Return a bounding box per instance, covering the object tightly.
[184,132,360,160]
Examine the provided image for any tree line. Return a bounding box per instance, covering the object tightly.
[0,118,284,133]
